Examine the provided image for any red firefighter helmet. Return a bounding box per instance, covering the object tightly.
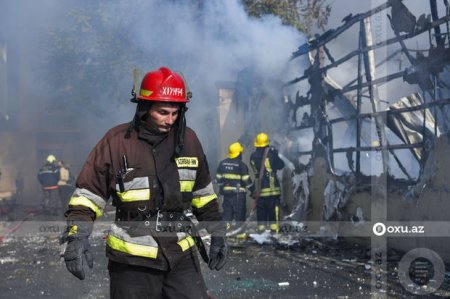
[136,67,190,103]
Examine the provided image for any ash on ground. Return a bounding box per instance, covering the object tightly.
[0,213,449,298]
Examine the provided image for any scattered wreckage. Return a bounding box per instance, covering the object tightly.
[228,0,450,262]
[277,0,450,261]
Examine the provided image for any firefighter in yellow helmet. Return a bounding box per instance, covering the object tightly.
[62,67,228,298]
[250,133,285,233]
[47,154,57,163]
[37,154,60,215]
[216,142,252,239]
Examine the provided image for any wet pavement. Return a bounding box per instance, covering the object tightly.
[0,211,449,298]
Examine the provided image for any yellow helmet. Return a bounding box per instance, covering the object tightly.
[254,132,269,147]
[227,142,244,158]
[46,154,56,163]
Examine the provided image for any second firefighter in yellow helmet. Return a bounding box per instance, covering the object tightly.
[250,132,285,234]
[227,142,244,158]
[216,142,252,240]
[254,132,269,147]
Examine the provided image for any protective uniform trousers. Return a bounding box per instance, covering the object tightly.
[222,193,247,223]
[108,253,208,299]
[256,195,279,231]
[43,189,61,215]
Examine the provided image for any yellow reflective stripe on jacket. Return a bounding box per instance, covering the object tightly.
[69,196,103,218]
[107,235,158,259]
[70,188,107,218]
[116,189,150,202]
[259,187,281,196]
[264,158,272,172]
[180,180,195,192]
[177,236,195,251]
[192,194,216,208]
[192,182,216,208]
[269,175,275,190]
[223,173,241,180]
[223,186,247,192]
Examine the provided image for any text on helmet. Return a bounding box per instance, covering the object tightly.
[161,87,183,97]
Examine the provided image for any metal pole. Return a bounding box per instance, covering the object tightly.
[434,75,438,137]
[356,21,363,176]
[362,17,390,174]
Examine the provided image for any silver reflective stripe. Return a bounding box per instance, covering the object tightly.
[109,223,158,247]
[115,177,149,191]
[178,169,197,181]
[72,188,107,210]
[223,186,247,192]
[176,232,188,241]
[192,182,215,198]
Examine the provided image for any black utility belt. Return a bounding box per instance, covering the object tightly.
[139,211,192,233]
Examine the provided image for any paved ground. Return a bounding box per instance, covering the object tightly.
[0,210,449,298]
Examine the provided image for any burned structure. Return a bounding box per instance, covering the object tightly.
[278,0,450,260]
[219,0,450,261]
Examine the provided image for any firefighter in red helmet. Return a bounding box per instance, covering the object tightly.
[62,67,228,298]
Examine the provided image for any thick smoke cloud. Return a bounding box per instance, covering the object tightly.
[2,0,439,185]
[125,0,305,135]
[3,0,305,164]
[0,0,307,185]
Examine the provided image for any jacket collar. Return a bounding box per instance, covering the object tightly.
[137,121,170,147]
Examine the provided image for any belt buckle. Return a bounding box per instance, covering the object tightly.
[155,210,163,232]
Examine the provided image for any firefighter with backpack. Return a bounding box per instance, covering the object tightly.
[250,133,285,234]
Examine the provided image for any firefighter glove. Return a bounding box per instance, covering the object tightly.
[208,236,228,270]
[62,222,93,280]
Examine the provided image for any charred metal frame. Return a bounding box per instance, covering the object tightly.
[286,0,450,180]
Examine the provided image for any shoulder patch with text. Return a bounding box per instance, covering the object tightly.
[175,157,199,168]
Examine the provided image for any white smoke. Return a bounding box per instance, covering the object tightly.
[0,0,307,173]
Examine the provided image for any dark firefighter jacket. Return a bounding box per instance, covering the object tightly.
[65,122,223,271]
[37,163,60,189]
[250,147,285,197]
[215,157,252,195]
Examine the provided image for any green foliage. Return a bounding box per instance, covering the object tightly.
[241,0,331,34]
